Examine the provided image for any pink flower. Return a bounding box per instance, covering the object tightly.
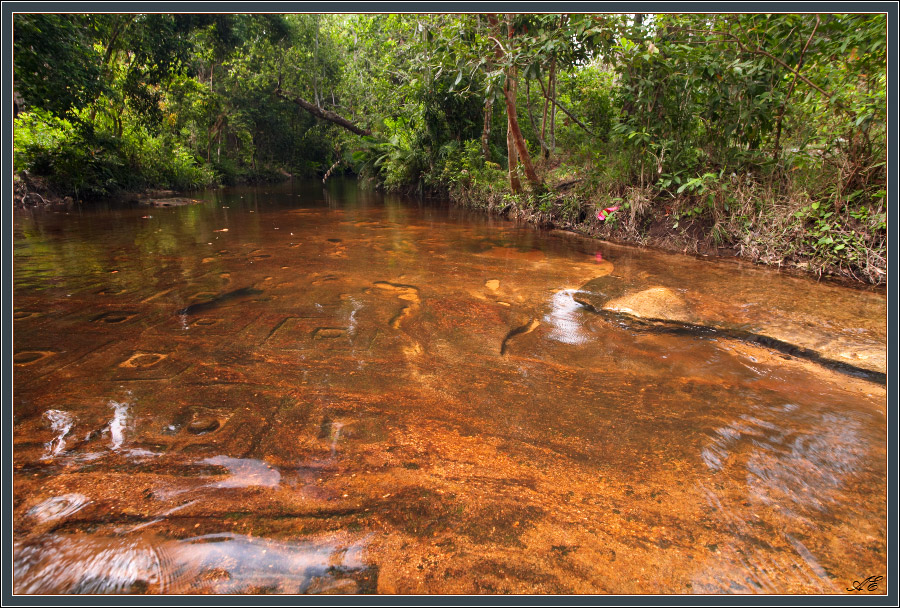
[597,205,620,221]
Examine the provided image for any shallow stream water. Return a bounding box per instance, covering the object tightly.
[12,180,887,594]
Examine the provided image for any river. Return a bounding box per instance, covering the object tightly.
[12,179,887,594]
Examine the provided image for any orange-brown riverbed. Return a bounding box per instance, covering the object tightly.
[12,180,887,594]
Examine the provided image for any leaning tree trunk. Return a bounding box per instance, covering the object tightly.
[275,88,372,137]
[502,14,543,191]
[503,64,542,191]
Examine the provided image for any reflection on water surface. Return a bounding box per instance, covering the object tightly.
[13,180,886,594]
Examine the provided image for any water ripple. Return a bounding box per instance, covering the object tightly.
[42,410,74,459]
[544,289,590,345]
[14,532,372,594]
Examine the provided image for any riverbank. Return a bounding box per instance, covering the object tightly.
[12,170,294,209]
[17,165,886,290]
[13,171,70,207]
[437,169,887,288]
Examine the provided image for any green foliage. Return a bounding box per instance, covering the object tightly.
[15,110,216,198]
[609,14,886,200]
[11,12,886,282]
[13,13,343,197]
[14,15,104,119]
[420,72,486,152]
[793,200,886,268]
[430,139,504,189]
[558,63,614,142]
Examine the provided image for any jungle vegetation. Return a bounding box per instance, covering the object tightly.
[13,13,887,283]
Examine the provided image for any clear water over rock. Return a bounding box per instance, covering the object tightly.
[13,180,886,594]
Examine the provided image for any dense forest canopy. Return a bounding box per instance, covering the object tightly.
[13,12,887,283]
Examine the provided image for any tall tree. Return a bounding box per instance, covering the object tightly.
[486,14,543,191]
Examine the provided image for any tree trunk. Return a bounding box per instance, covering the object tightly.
[313,15,321,107]
[526,77,548,157]
[483,13,543,190]
[537,77,597,137]
[540,74,550,157]
[481,96,493,162]
[275,88,372,136]
[501,14,543,191]
[543,57,556,158]
[506,110,522,193]
[548,61,557,154]
[482,14,507,163]
[504,70,521,192]
[503,66,542,191]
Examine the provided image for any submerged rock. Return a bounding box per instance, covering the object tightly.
[574,275,885,379]
[187,418,220,435]
[604,286,694,324]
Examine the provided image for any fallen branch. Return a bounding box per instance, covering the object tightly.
[536,77,598,138]
[275,88,372,137]
[555,177,584,191]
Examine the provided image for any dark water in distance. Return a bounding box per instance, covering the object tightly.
[12,179,886,594]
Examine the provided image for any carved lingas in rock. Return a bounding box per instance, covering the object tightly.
[119,353,167,368]
[187,418,220,435]
[373,281,421,329]
[313,328,346,339]
[91,311,138,324]
[14,350,55,366]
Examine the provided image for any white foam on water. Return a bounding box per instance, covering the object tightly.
[347,297,363,336]
[108,400,130,451]
[13,535,162,594]
[27,494,91,523]
[200,456,282,488]
[42,410,74,459]
[157,532,373,593]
